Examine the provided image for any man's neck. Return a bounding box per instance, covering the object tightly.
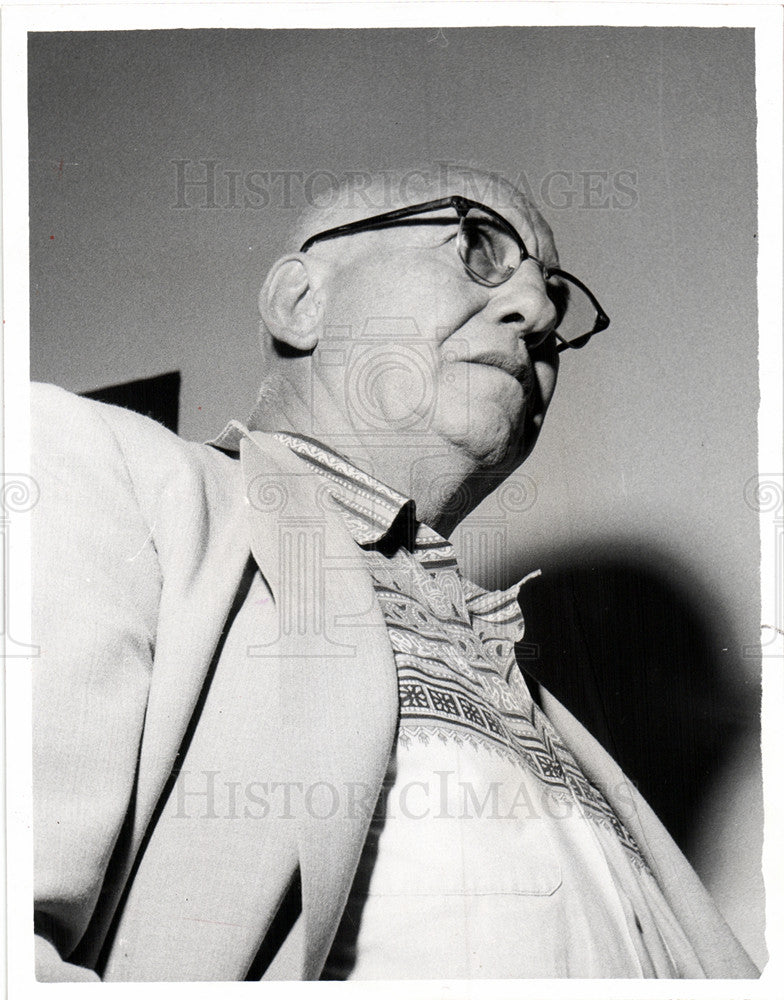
[248,369,484,537]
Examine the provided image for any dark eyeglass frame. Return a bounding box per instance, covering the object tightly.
[299,194,610,352]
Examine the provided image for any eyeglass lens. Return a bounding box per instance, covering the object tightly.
[457,207,520,285]
[456,206,598,347]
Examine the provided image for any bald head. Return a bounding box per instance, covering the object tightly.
[290,164,558,266]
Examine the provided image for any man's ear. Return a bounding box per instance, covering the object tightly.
[258,254,325,352]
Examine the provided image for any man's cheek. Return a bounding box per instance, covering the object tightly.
[380,368,435,424]
[346,343,441,430]
[533,355,559,412]
[435,361,473,428]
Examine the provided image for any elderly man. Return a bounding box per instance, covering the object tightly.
[32,167,756,981]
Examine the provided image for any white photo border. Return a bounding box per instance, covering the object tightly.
[3,3,782,998]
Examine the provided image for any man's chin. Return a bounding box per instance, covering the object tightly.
[437,412,531,471]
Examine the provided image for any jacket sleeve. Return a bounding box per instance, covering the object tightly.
[31,384,162,981]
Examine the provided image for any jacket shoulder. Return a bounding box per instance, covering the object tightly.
[31,381,241,506]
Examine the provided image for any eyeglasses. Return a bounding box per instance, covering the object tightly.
[300,195,610,352]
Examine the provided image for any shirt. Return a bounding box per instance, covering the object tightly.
[266,432,703,979]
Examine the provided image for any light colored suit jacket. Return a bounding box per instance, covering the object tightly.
[31,382,758,981]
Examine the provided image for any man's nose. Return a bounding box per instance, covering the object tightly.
[486,259,557,344]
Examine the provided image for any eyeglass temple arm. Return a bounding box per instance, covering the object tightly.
[299,197,458,252]
[546,264,610,352]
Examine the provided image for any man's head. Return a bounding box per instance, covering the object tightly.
[254,166,565,523]
[255,164,580,532]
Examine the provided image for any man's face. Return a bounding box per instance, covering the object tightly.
[311,174,560,476]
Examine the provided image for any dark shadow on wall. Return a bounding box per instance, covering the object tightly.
[81,370,181,434]
[515,544,761,853]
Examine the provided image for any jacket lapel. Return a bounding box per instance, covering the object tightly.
[240,433,399,979]
[133,459,252,841]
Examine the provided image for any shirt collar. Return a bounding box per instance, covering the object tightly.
[463,577,526,645]
[209,421,414,547]
[274,431,417,546]
[207,419,248,453]
[209,420,531,638]
[274,433,528,642]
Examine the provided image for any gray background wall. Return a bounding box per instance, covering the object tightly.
[28,27,764,966]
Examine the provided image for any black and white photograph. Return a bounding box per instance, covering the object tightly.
[3,2,782,992]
